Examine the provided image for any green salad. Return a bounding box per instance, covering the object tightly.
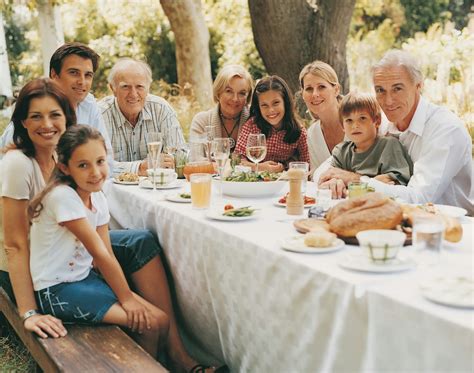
[224,171,281,182]
[179,193,191,199]
[222,206,256,217]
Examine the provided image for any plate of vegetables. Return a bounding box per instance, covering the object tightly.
[165,192,192,203]
[274,194,316,208]
[206,205,258,221]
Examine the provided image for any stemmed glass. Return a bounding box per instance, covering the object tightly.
[246,133,267,174]
[205,125,218,162]
[146,132,163,192]
[211,138,231,197]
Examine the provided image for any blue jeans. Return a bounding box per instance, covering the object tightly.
[110,229,161,276]
[0,229,161,306]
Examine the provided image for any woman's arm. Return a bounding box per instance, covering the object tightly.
[63,218,151,331]
[3,197,66,338]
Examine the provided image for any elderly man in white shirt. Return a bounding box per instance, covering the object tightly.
[319,50,473,215]
[99,58,185,176]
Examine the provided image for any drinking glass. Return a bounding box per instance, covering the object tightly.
[289,161,309,196]
[205,125,218,162]
[246,133,267,174]
[413,215,445,265]
[190,173,212,209]
[348,181,368,198]
[211,138,231,197]
[316,188,332,210]
[164,127,180,157]
[146,132,163,192]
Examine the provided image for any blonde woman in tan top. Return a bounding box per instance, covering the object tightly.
[190,64,254,151]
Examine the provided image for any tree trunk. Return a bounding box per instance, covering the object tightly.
[37,0,64,76]
[160,0,213,109]
[248,0,355,95]
[0,11,12,99]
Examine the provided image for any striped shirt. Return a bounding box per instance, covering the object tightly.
[98,94,185,174]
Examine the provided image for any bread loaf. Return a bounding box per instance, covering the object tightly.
[326,193,403,237]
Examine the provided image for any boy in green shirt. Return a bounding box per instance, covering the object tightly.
[331,92,413,186]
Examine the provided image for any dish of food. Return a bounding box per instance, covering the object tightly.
[224,170,281,182]
[419,275,474,309]
[326,193,403,237]
[339,253,416,273]
[206,206,258,221]
[280,235,344,254]
[401,204,463,243]
[275,195,316,208]
[113,172,140,185]
[219,179,286,198]
[165,193,192,203]
[412,203,468,219]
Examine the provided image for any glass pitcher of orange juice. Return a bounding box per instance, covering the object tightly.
[183,142,215,180]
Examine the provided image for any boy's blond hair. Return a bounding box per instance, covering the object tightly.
[339,92,381,125]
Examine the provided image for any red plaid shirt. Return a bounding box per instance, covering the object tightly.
[235,117,310,167]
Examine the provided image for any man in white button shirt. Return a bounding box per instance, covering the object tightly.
[0,42,114,172]
[319,50,473,215]
[98,58,185,176]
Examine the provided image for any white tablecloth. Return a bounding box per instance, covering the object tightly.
[104,180,474,372]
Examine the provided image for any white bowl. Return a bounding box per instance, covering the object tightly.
[217,180,286,198]
[356,229,406,262]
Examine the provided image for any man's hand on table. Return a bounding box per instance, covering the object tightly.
[319,177,347,199]
[318,167,360,186]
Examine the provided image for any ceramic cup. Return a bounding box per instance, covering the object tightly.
[147,168,178,185]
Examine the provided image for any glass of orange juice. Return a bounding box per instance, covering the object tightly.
[190,173,212,209]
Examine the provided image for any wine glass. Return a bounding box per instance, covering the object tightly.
[246,133,267,174]
[164,127,179,157]
[211,138,231,197]
[146,132,163,192]
[205,125,218,162]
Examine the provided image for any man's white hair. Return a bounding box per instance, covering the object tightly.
[372,49,423,84]
[108,58,153,88]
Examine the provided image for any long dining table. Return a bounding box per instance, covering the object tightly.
[103,179,474,373]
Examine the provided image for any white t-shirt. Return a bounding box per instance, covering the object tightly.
[0,150,46,272]
[30,185,110,290]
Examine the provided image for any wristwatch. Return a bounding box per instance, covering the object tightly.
[21,309,40,322]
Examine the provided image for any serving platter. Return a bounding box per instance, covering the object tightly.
[218,179,286,198]
[293,219,413,246]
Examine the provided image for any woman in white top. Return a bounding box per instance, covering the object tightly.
[299,61,344,171]
[1,78,74,337]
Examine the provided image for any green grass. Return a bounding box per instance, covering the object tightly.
[0,323,36,372]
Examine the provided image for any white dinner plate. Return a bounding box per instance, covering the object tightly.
[206,210,258,221]
[113,178,139,185]
[420,275,474,309]
[339,253,416,273]
[280,236,344,254]
[435,204,467,219]
[273,201,315,209]
[139,179,180,189]
[165,193,192,203]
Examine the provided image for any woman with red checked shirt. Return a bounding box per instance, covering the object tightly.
[234,75,309,172]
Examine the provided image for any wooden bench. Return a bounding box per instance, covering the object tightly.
[0,288,167,372]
